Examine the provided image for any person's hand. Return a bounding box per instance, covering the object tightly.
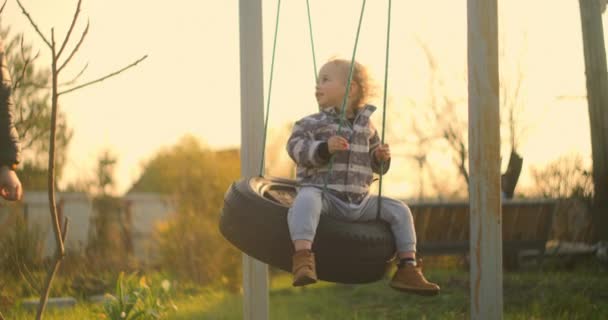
[327,136,349,154]
[0,165,22,201]
[374,144,391,162]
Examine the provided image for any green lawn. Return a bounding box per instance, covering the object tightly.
[4,261,608,319]
[173,264,608,320]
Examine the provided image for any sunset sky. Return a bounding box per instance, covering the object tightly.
[2,0,603,197]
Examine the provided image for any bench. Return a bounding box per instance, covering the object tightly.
[408,199,557,267]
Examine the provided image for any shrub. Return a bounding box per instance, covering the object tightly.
[132,136,242,291]
[0,209,45,276]
[530,154,593,200]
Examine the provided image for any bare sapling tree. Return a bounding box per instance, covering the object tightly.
[15,0,147,318]
[418,40,528,198]
[387,109,446,200]
[498,36,528,198]
[406,120,448,200]
[419,42,470,190]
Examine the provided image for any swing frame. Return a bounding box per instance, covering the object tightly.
[236,0,502,319]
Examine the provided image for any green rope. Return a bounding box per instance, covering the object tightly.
[259,0,282,177]
[323,0,367,191]
[305,0,318,82]
[377,0,392,219]
[256,0,392,214]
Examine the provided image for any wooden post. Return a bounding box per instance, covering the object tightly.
[579,0,608,243]
[238,0,269,319]
[467,1,503,319]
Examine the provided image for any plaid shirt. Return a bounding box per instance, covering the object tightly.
[286,105,390,203]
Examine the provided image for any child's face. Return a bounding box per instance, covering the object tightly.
[315,63,348,109]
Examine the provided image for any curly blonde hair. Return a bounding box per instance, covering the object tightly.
[325,58,376,108]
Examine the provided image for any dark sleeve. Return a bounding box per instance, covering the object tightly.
[0,39,21,168]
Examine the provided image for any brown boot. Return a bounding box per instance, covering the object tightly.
[292,250,317,287]
[390,260,440,296]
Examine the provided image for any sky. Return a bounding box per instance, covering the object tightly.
[1,0,603,197]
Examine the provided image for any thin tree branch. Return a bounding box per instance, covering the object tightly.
[58,21,89,73]
[12,36,28,90]
[59,62,88,87]
[17,80,49,90]
[57,0,82,59]
[0,0,7,16]
[13,36,41,91]
[62,217,69,242]
[59,55,148,95]
[15,0,52,48]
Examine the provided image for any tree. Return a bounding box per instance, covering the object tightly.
[130,135,242,289]
[530,154,593,199]
[386,108,448,200]
[578,0,608,242]
[419,42,470,194]
[95,150,117,196]
[62,149,118,196]
[0,24,73,189]
[14,0,147,317]
[412,41,528,198]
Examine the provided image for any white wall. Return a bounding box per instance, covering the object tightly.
[22,191,92,257]
[124,192,174,264]
[1,191,174,262]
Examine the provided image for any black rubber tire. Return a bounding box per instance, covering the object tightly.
[219,176,396,284]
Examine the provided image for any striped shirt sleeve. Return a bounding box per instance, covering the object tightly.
[368,122,390,175]
[286,119,327,167]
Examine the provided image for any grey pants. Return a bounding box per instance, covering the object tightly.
[287,187,417,253]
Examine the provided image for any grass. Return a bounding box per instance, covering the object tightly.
[4,303,103,320]
[170,259,608,320]
[3,259,608,319]
[174,260,608,320]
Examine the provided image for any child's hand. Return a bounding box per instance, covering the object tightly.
[327,136,349,154]
[374,144,391,162]
[0,166,22,201]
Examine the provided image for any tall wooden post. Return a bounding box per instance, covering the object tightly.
[238,0,269,319]
[579,0,608,243]
[467,1,503,319]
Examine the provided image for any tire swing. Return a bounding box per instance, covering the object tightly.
[220,0,396,284]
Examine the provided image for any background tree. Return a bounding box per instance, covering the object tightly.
[0,23,73,190]
[94,150,117,196]
[386,103,448,200]
[410,40,529,198]
[530,154,594,243]
[411,43,472,197]
[130,135,242,290]
[530,154,593,199]
[63,148,117,195]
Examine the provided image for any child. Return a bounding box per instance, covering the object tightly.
[0,37,22,201]
[286,58,439,296]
